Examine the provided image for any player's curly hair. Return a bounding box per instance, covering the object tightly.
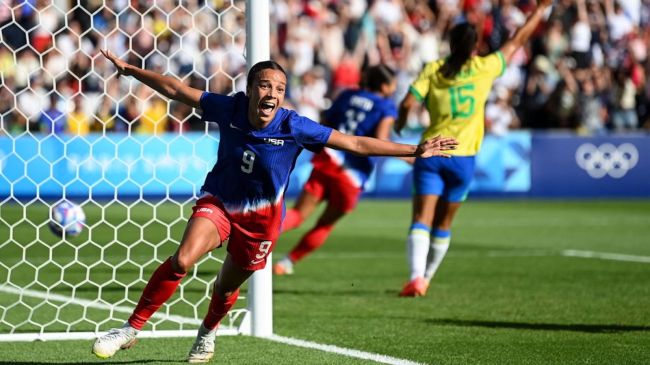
[440,23,477,79]
[247,60,287,88]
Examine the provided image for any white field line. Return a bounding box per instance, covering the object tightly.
[0,286,427,364]
[0,284,202,326]
[0,329,240,342]
[265,335,427,365]
[561,250,650,263]
[309,249,554,260]
[305,249,650,263]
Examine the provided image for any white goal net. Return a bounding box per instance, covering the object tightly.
[0,0,268,341]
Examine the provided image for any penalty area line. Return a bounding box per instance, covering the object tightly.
[265,335,427,365]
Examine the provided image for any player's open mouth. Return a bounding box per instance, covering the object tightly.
[259,101,275,116]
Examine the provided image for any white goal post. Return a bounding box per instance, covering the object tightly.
[0,0,272,341]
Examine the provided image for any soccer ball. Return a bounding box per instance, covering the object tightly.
[49,201,86,237]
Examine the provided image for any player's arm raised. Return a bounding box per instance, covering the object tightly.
[326,129,457,158]
[101,49,203,109]
[499,0,554,62]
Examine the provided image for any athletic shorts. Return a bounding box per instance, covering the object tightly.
[191,195,276,271]
[413,156,475,202]
[303,169,362,213]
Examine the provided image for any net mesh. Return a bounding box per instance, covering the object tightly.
[0,0,248,339]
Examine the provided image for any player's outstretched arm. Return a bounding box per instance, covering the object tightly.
[100,49,203,109]
[499,0,554,62]
[326,129,457,158]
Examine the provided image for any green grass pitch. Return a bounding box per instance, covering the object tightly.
[1,199,649,364]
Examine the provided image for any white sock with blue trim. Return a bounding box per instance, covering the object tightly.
[407,223,430,280]
[424,228,450,282]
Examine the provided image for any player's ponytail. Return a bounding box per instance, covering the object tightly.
[362,64,396,92]
[439,23,477,79]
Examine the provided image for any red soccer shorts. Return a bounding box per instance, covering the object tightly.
[191,195,276,271]
[303,168,362,213]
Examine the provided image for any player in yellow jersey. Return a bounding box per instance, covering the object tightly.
[395,0,553,297]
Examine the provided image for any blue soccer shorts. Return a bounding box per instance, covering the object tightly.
[413,156,476,202]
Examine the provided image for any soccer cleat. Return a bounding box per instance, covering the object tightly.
[187,324,217,363]
[399,277,429,297]
[273,257,294,275]
[92,325,138,359]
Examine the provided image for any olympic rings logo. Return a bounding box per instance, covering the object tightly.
[575,143,639,179]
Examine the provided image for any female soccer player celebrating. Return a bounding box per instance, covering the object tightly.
[395,0,553,297]
[274,64,399,275]
[92,51,457,362]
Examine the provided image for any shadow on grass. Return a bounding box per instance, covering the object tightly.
[427,318,650,333]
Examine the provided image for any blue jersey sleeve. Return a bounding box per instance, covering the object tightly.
[382,99,398,120]
[289,114,333,152]
[199,92,235,126]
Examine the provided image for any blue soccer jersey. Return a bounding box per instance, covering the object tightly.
[313,89,397,188]
[199,91,332,238]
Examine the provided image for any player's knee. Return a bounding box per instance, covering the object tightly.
[171,254,194,274]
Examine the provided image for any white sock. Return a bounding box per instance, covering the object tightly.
[407,227,430,280]
[279,256,293,268]
[122,321,139,334]
[424,236,450,282]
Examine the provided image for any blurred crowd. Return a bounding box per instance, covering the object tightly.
[1,0,650,137]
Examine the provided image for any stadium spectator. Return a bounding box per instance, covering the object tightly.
[169,100,202,132]
[0,2,34,51]
[485,86,521,136]
[17,75,48,130]
[577,73,608,134]
[137,95,169,135]
[2,0,650,135]
[274,64,399,276]
[330,50,364,97]
[606,0,635,42]
[115,95,140,133]
[90,51,457,361]
[543,58,579,129]
[92,97,117,133]
[67,96,91,136]
[610,67,640,130]
[522,55,557,128]
[571,0,593,69]
[13,49,40,89]
[394,0,554,297]
[38,93,66,135]
[292,66,329,122]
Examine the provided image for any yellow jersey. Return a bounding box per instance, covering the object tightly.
[67,111,90,136]
[138,99,168,135]
[409,51,506,156]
